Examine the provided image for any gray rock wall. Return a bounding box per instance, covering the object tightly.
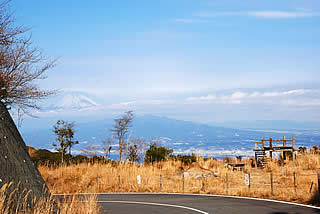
[0,101,49,207]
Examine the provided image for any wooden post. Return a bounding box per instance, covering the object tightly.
[292,135,295,149]
[160,174,162,191]
[269,138,273,160]
[202,175,206,192]
[248,173,251,191]
[118,175,120,191]
[318,172,320,195]
[226,173,229,194]
[182,173,185,193]
[292,135,296,168]
[309,181,314,193]
[293,171,297,193]
[96,176,99,191]
[270,172,274,196]
[292,151,295,168]
[282,136,286,164]
[254,153,257,168]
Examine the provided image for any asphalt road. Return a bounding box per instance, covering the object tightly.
[92,193,320,214]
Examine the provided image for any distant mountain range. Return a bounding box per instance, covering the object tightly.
[17,91,320,159]
[20,114,320,159]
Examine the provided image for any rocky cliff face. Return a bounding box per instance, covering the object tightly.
[0,101,48,207]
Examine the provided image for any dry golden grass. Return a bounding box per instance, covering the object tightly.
[38,153,320,206]
[0,182,100,214]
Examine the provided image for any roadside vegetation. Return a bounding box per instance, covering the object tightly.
[28,115,320,207]
[0,182,100,214]
[28,145,320,206]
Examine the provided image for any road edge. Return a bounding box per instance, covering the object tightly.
[53,192,320,210]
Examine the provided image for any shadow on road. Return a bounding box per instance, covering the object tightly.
[308,189,320,214]
[308,189,320,207]
[267,191,320,214]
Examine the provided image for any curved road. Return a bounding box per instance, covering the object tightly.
[88,193,320,214]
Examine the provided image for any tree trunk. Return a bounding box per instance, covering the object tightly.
[61,151,64,164]
[119,138,122,162]
[0,101,49,208]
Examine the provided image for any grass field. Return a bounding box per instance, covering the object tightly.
[38,152,320,205]
[1,152,319,213]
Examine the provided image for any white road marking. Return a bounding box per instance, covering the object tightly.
[54,192,320,210]
[97,200,208,214]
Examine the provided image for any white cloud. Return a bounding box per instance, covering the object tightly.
[261,89,311,97]
[108,101,136,109]
[186,94,216,102]
[249,92,261,97]
[231,92,247,99]
[249,11,318,19]
[196,11,319,19]
[185,89,319,106]
[108,99,173,110]
[186,92,247,105]
[80,141,88,144]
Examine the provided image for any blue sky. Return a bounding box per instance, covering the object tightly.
[11,0,320,123]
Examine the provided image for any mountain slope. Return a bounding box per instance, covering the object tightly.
[42,91,102,112]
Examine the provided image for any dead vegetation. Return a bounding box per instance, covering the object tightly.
[38,152,320,205]
[0,182,100,214]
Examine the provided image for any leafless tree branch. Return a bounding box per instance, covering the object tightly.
[0,1,57,113]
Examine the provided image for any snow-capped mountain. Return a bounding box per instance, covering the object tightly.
[42,91,102,112]
[53,92,99,110]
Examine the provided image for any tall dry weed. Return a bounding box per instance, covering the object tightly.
[0,182,100,214]
[38,153,320,205]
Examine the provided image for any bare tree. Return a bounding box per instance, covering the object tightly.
[111,110,134,162]
[130,138,148,163]
[82,145,101,157]
[128,144,139,163]
[102,136,113,160]
[0,1,55,207]
[0,1,56,113]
